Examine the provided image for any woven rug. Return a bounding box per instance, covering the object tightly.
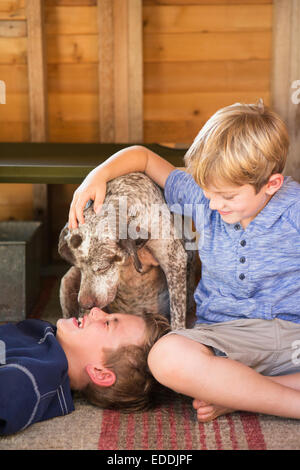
[1,274,300,450]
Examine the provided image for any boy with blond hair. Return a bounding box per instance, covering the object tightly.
[68,101,300,422]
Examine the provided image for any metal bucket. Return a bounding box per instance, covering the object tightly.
[0,221,42,322]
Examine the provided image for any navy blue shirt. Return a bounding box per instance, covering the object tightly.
[0,319,74,436]
[165,170,300,324]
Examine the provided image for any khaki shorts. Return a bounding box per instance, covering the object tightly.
[169,318,300,376]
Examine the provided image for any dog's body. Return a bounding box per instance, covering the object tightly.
[58,172,197,329]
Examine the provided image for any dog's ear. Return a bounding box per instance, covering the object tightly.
[118,238,146,273]
[58,225,76,265]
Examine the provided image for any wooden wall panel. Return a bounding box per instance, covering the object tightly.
[0,0,272,145]
[0,1,26,20]
[143,4,272,32]
[143,0,272,143]
[144,32,271,62]
[144,61,270,93]
[144,0,272,4]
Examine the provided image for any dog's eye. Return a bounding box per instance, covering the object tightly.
[70,234,83,248]
[95,265,109,273]
[112,255,122,263]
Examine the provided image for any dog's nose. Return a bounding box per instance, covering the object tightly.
[79,297,95,310]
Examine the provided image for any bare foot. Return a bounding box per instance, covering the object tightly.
[192,399,234,422]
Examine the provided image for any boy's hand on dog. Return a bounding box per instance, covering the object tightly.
[68,175,107,229]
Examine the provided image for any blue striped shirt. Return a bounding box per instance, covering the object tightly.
[164,169,300,324]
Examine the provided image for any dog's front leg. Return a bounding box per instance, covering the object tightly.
[59,266,81,318]
[146,239,188,330]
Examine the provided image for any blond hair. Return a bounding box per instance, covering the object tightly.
[80,311,171,412]
[184,100,290,193]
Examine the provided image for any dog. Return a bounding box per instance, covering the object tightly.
[58,172,197,329]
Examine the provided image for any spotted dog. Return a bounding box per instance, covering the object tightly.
[58,172,197,329]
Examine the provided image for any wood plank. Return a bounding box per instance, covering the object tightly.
[0,19,26,37]
[42,31,268,66]
[0,0,26,20]
[49,121,99,142]
[144,0,272,4]
[97,0,143,143]
[113,0,129,141]
[48,93,98,121]
[144,31,271,62]
[46,0,96,5]
[128,0,143,141]
[97,0,114,142]
[46,34,98,63]
[0,37,27,64]
[0,122,29,142]
[45,5,98,35]
[0,64,28,92]
[144,91,271,120]
[0,93,28,121]
[144,60,271,93]
[0,93,98,124]
[143,5,272,33]
[144,119,202,143]
[47,63,98,93]
[26,0,48,141]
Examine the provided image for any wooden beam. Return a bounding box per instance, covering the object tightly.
[128,0,143,142]
[272,0,300,181]
[26,0,49,263]
[98,0,114,142]
[26,0,48,141]
[97,0,143,142]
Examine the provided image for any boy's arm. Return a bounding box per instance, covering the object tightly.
[68,145,175,229]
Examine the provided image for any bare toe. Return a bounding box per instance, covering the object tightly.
[197,404,234,422]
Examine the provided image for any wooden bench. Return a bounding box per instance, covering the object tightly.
[0,143,186,184]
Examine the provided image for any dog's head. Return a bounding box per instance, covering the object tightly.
[58,202,149,309]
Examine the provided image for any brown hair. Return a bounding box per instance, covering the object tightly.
[80,311,171,411]
[184,100,290,193]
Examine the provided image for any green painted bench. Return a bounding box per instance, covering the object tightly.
[0,143,186,183]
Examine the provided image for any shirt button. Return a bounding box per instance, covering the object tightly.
[240,256,246,263]
[240,240,246,247]
[239,273,245,280]
[234,224,241,231]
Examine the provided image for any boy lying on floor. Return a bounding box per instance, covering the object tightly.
[0,308,170,436]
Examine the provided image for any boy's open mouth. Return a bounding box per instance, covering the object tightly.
[72,317,85,329]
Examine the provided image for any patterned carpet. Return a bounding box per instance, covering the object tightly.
[1,273,300,450]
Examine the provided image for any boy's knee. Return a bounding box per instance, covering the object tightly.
[148,334,181,383]
[148,333,211,385]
